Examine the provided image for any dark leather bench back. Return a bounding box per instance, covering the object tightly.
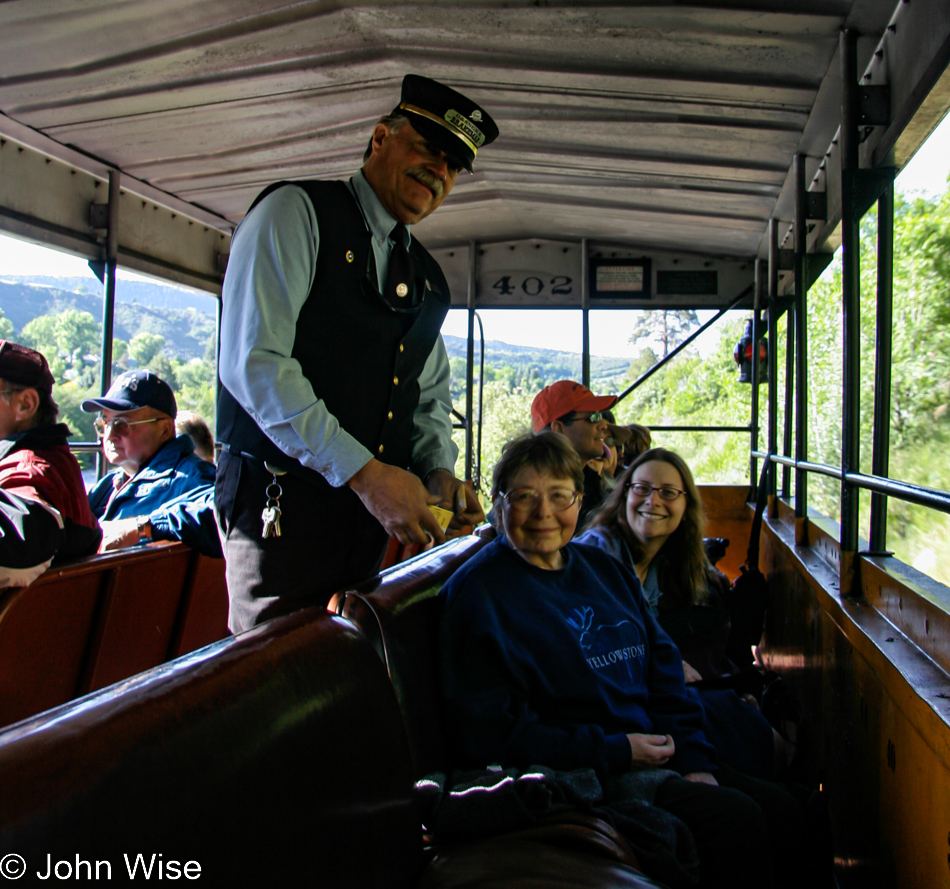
[0,608,422,887]
[330,533,490,779]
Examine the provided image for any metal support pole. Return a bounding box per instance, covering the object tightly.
[782,297,795,502]
[464,241,477,483]
[794,153,809,542]
[869,180,894,552]
[581,238,590,387]
[840,29,862,595]
[750,258,764,494]
[96,169,120,479]
[767,218,779,513]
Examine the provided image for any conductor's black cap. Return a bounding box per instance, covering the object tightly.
[393,75,498,173]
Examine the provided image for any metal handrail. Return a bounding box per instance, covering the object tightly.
[750,450,950,515]
[649,425,750,433]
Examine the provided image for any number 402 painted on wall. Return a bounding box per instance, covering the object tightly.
[492,275,573,296]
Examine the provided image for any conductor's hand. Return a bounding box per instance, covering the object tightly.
[347,459,445,546]
[425,469,485,530]
[627,733,675,768]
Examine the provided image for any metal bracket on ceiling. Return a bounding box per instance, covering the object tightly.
[805,191,827,222]
[854,167,898,220]
[88,202,109,231]
[858,85,890,128]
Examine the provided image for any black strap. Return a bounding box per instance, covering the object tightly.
[747,454,771,567]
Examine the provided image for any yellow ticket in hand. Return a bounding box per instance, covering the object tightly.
[428,505,454,530]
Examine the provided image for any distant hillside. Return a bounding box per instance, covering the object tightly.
[0,277,216,361]
[442,335,631,390]
[0,275,632,385]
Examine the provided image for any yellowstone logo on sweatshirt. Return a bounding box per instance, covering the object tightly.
[566,606,647,687]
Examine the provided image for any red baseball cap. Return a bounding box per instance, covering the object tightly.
[531,380,618,433]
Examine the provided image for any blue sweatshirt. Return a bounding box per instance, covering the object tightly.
[439,537,716,780]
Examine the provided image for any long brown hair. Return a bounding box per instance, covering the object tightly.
[584,447,708,609]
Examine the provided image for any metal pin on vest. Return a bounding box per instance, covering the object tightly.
[386,223,415,305]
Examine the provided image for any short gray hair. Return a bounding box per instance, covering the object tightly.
[363,113,410,162]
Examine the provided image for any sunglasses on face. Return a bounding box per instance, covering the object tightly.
[626,482,685,502]
[562,411,605,425]
[94,416,162,438]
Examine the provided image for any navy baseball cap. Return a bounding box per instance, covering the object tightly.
[81,370,177,417]
[394,75,498,173]
[0,341,54,394]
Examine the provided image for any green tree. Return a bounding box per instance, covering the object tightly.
[629,309,701,358]
[20,309,100,382]
[0,308,13,340]
[129,332,166,366]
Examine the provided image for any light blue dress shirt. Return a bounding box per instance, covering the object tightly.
[218,170,457,488]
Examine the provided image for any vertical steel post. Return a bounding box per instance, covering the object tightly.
[465,241,477,483]
[750,258,764,494]
[839,30,862,594]
[98,170,120,394]
[869,180,894,552]
[767,218,779,512]
[782,286,795,501]
[96,169,121,479]
[581,238,590,387]
[794,153,809,542]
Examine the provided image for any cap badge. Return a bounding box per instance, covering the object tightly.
[470,110,483,122]
[396,283,409,298]
[444,109,486,148]
[345,250,354,263]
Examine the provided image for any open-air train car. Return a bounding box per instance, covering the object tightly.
[1,2,950,887]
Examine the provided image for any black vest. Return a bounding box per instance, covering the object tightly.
[217,180,451,486]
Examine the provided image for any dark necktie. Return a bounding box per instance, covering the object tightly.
[385,223,416,306]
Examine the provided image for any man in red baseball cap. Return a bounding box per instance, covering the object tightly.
[0,341,101,586]
[531,380,621,527]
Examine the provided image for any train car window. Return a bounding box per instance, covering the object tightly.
[0,234,218,482]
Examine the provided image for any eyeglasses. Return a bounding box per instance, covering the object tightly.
[626,482,685,501]
[502,487,580,513]
[562,411,605,425]
[94,416,162,438]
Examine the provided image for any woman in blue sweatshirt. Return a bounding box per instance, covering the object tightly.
[439,432,821,889]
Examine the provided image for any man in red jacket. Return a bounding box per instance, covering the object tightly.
[0,341,101,587]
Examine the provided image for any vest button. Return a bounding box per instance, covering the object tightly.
[387,411,393,420]
[393,376,399,385]
[378,444,384,454]
[399,344,404,353]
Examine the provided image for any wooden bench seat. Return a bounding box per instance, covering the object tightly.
[0,542,228,728]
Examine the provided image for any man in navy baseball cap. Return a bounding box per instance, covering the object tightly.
[81,369,177,417]
[82,370,217,555]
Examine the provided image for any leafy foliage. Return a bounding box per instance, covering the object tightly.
[1,279,217,468]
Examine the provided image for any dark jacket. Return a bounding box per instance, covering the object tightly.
[0,423,102,585]
[89,434,220,557]
[439,537,716,780]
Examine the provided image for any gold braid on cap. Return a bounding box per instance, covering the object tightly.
[399,103,480,156]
